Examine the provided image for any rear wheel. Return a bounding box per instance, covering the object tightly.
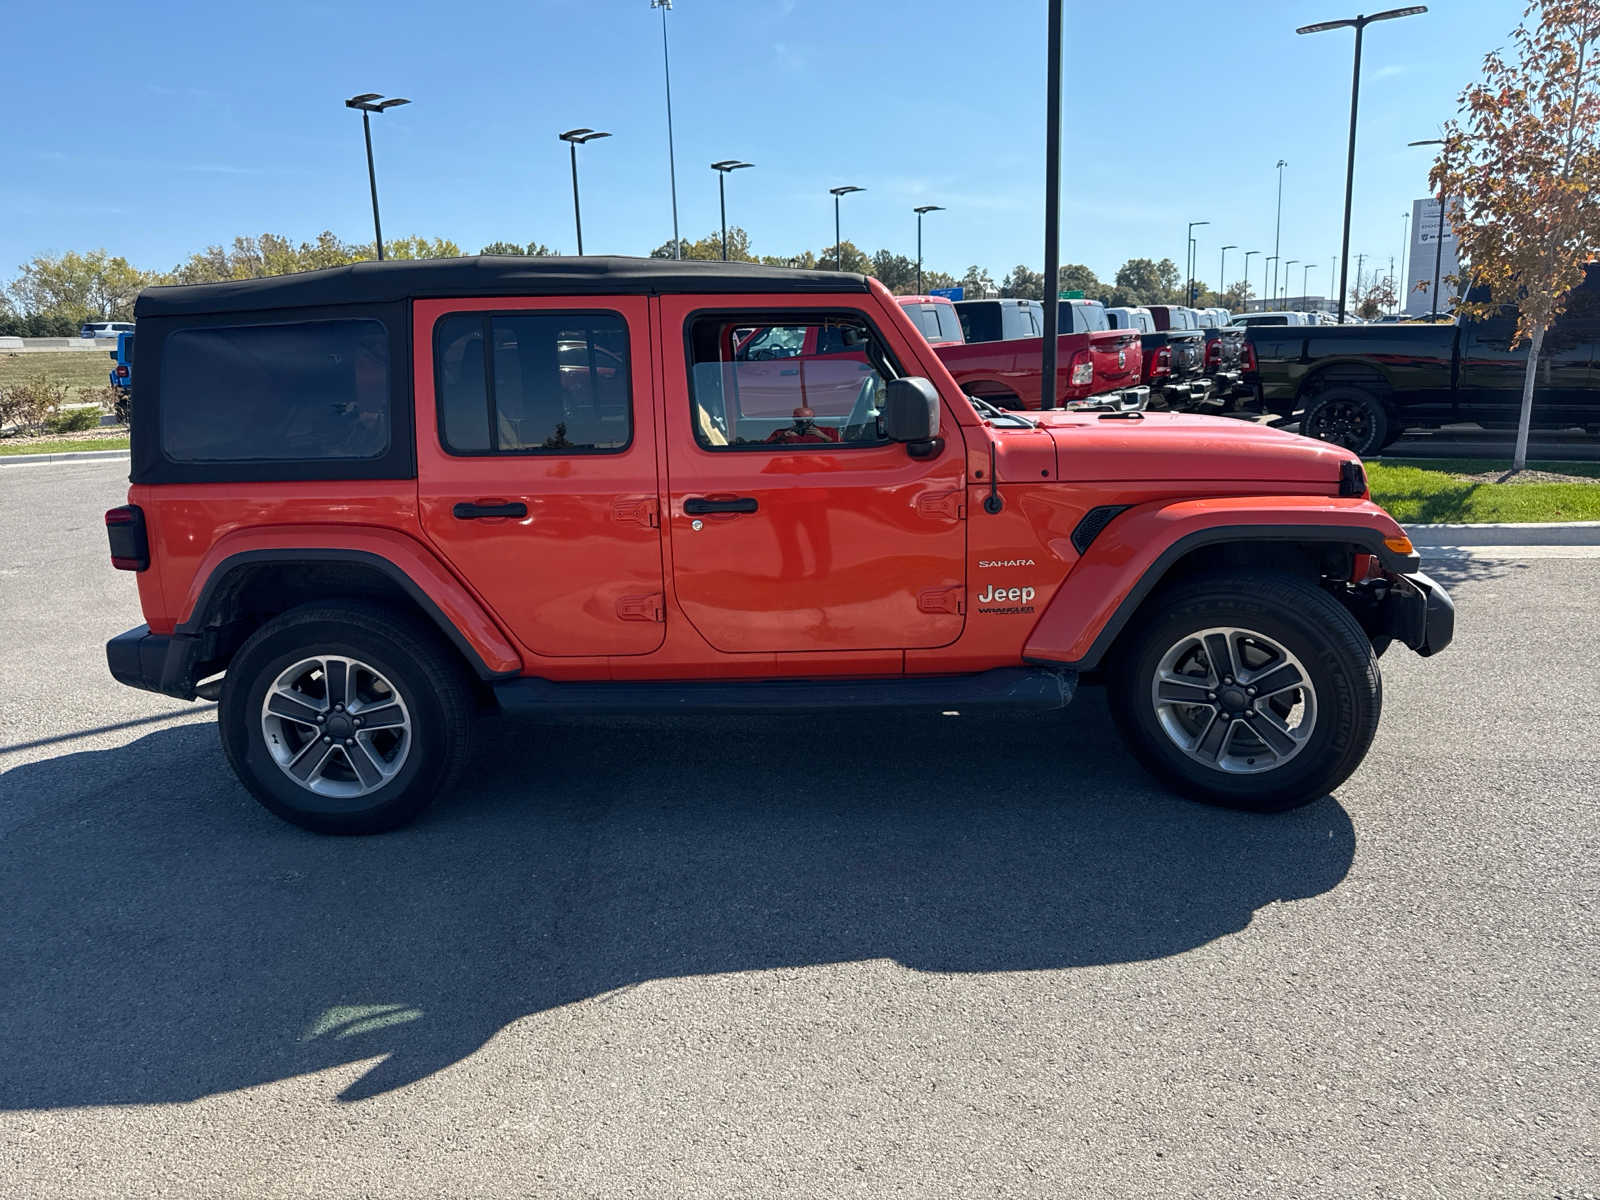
[1108,571,1381,812]
[219,602,474,834]
[1301,386,1390,456]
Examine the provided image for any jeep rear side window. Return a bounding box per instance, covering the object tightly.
[686,313,899,449]
[435,312,630,455]
[160,319,390,462]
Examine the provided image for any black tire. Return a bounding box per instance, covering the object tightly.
[1107,570,1382,813]
[219,602,475,834]
[1300,386,1390,457]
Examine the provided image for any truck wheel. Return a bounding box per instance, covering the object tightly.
[1107,571,1381,812]
[1301,387,1389,456]
[219,602,474,834]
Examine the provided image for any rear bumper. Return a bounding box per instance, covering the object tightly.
[1063,386,1148,413]
[107,625,201,699]
[1382,571,1455,657]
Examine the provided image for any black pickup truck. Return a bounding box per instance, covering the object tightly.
[1245,266,1600,454]
[1142,305,1213,411]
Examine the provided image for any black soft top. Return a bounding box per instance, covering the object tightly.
[135,255,872,318]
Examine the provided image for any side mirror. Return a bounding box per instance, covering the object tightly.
[883,376,940,446]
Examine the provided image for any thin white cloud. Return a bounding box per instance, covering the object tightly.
[1373,64,1409,80]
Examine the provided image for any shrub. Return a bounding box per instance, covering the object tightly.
[45,406,102,433]
[0,375,68,436]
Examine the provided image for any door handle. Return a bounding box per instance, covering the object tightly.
[453,500,528,520]
[683,496,758,515]
[779,368,800,376]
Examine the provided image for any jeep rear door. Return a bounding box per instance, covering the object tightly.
[413,296,666,658]
[662,296,967,654]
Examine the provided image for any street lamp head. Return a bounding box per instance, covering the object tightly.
[1299,5,1424,34]
[651,0,671,8]
[1277,158,1287,168]
[1408,138,1446,147]
[711,160,753,172]
[1221,244,1237,251]
[914,205,944,215]
[560,128,611,144]
[346,93,409,113]
[830,185,865,197]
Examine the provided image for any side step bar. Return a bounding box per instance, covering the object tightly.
[492,667,1077,717]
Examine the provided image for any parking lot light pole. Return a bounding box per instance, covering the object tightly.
[710,161,753,261]
[1242,250,1259,308]
[914,205,944,293]
[1272,159,1286,303]
[1283,259,1298,306]
[1299,7,1428,323]
[1409,138,1448,317]
[829,186,864,271]
[1040,0,1063,412]
[1303,263,1317,309]
[345,93,410,261]
[1264,256,1276,310]
[1218,244,1236,299]
[651,0,681,259]
[1186,220,1209,305]
[559,129,611,256]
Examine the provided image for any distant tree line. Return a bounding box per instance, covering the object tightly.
[0,229,1259,336]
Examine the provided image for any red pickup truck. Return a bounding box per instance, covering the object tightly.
[936,298,1146,411]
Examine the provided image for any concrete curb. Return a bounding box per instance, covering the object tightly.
[0,449,130,466]
[1407,521,1600,547]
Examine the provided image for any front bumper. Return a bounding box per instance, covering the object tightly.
[1381,570,1454,657]
[107,625,202,699]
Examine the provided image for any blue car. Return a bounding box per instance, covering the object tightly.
[107,330,134,422]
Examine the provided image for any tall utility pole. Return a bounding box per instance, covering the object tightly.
[559,128,611,256]
[651,0,681,258]
[1040,0,1063,411]
[345,93,411,260]
[914,204,944,294]
[1388,255,1396,312]
[1272,159,1286,304]
[1298,6,1428,322]
[1355,252,1368,310]
[710,160,753,261]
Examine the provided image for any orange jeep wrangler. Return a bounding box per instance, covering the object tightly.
[104,257,1452,834]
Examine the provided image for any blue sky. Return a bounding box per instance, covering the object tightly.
[7,0,1519,299]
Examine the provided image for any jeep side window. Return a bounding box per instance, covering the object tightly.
[160,319,390,462]
[435,312,631,454]
[686,313,899,449]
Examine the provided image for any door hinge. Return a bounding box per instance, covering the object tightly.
[915,489,967,521]
[616,592,666,622]
[917,586,965,615]
[611,497,660,529]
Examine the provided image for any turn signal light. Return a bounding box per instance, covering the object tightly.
[1384,534,1415,556]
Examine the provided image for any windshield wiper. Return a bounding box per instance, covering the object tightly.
[969,396,1037,429]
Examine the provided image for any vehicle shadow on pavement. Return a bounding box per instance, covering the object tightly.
[0,692,1355,1108]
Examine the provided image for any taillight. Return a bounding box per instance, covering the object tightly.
[1069,349,1094,387]
[1241,342,1257,371]
[1151,347,1172,379]
[105,505,149,571]
[115,364,129,378]
[1205,340,1222,366]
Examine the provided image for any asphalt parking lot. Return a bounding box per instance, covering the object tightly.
[2,459,1597,1199]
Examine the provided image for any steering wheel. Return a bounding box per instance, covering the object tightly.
[841,374,881,442]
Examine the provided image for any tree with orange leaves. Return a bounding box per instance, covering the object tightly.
[1432,0,1600,468]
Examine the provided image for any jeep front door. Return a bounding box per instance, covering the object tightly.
[663,300,967,654]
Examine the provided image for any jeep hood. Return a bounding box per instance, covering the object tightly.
[1030,411,1359,484]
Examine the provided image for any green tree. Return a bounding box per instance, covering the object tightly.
[479,240,556,256]
[820,240,872,273]
[1056,263,1102,298]
[6,249,151,322]
[758,251,819,270]
[959,264,996,298]
[1113,257,1180,304]
[921,269,957,292]
[870,250,919,293]
[379,236,463,260]
[1219,280,1254,312]
[1001,264,1044,299]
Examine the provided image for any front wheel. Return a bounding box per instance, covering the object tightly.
[219,602,475,834]
[1301,386,1390,456]
[1108,571,1382,812]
